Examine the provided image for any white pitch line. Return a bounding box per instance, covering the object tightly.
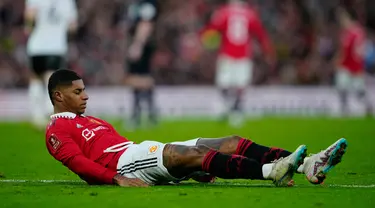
[212,182,375,188]
[1,179,375,188]
[0,179,84,184]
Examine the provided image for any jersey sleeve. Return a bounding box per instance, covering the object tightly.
[248,12,274,56]
[208,9,226,31]
[353,32,366,61]
[46,124,117,185]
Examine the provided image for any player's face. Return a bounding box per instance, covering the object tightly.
[61,80,89,114]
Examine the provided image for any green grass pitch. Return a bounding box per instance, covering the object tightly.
[1,118,375,207]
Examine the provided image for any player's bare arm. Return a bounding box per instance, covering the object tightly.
[128,2,156,61]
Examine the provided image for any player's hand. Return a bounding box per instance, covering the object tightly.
[113,174,149,187]
[128,42,143,61]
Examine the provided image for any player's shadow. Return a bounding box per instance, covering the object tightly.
[172,182,276,188]
[167,181,319,188]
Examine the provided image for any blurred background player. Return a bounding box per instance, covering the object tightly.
[335,6,373,116]
[124,0,159,130]
[201,0,275,127]
[24,0,78,128]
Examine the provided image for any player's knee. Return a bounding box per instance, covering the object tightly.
[190,145,211,158]
[183,145,211,168]
[194,144,211,154]
[228,135,242,142]
[163,144,210,169]
[219,135,242,154]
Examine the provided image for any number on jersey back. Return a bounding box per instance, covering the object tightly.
[227,14,249,45]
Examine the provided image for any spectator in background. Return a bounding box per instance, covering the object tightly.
[0,0,372,88]
[24,0,78,128]
[124,0,159,130]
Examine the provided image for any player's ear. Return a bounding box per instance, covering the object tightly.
[54,91,64,103]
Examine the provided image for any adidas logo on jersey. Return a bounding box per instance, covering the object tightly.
[76,124,83,128]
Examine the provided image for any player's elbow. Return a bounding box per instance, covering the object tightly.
[79,175,105,185]
[62,155,89,176]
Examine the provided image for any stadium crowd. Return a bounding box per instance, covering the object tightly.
[0,0,373,88]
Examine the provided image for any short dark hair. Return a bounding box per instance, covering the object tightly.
[48,69,82,105]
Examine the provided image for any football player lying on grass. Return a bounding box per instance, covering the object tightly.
[45,69,348,187]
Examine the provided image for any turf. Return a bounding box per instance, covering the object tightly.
[1,118,375,207]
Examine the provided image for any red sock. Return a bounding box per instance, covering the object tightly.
[202,150,263,179]
[236,138,292,165]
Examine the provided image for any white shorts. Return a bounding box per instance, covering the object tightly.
[116,139,200,185]
[216,55,253,88]
[335,69,366,92]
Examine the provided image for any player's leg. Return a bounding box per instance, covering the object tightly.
[215,55,234,122]
[173,136,348,185]
[169,136,292,183]
[198,136,292,164]
[141,44,157,126]
[116,140,305,186]
[171,137,301,185]
[171,136,292,164]
[125,61,143,130]
[28,56,47,129]
[352,74,373,116]
[228,59,252,127]
[200,136,348,184]
[335,69,351,116]
[163,143,307,187]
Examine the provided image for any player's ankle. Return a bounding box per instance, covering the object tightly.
[262,163,273,179]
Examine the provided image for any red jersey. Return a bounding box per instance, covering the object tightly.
[339,24,366,74]
[45,112,131,185]
[205,3,273,59]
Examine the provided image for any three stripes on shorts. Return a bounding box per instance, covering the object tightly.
[117,157,158,175]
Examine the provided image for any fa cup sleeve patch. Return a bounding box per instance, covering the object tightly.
[48,134,62,150]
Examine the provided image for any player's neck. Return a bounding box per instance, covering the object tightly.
[53,106,77,115]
